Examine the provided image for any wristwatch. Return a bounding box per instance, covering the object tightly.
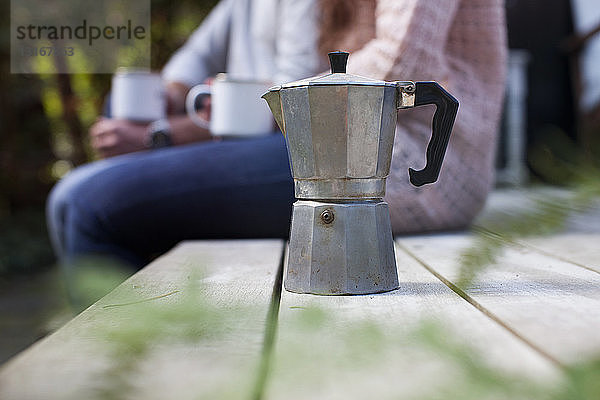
[147,119,172,149]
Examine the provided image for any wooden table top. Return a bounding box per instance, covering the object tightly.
[1,188,599,399]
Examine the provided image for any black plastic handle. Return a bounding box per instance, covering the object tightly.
[408,81,459,187]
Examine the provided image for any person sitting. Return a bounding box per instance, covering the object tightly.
[47,0,322,273]
[47,0,506,289]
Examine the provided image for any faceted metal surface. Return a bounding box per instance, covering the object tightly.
[259,60,421,296]
[280,87,313,177]
[279,85,398,199]
[280,69,398,89]
[294,178,385,200]
[286,200,399,295]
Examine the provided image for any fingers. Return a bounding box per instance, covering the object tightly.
[90,119,130,158]
[90,118,115,157]
[165,82,189,115]
[96,135,120,158]
[89,118,148,158]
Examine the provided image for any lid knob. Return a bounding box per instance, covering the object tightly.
[328,51,349,73]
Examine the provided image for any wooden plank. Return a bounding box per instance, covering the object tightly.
[475,187,600,272]
[265,243,561,400]
[397,233,600,366]
[475,187,600,234]
[0,239,283,400]
[510,233,600,274]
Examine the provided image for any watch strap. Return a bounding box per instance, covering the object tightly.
[147,119,172,149]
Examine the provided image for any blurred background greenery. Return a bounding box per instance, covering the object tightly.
[0,0,217,363]
[0,0,217,277]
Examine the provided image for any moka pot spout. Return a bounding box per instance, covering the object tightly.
[261,88,285,135]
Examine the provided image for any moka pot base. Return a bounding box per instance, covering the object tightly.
[285,199,399,295]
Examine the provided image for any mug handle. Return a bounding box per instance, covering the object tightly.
[185,84,211,129]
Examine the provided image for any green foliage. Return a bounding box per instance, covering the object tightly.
[0,0,218,275]
[268,304,600,399]
[558,358,600,400]
[0,210,55,276]
[66,257,134,309]
[2,4,599,397]
[412,322,553,400]
[66,264,263,399]
[456,130,600,289]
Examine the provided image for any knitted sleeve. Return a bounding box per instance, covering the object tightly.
[346,0,460,82]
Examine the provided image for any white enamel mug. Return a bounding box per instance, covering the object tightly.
[186,74,273,137]
[111,69,166,122]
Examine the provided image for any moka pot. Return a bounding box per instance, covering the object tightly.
[262,51,459,295]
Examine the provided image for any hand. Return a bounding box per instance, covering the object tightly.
[165,82,188,115]
[192,94,212,124]
[197,77,213,121]
[165,80,211,118]
[90,118,148,158]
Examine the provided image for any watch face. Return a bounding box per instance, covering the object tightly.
[151,130,172,148]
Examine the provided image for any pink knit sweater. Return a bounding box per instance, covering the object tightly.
[337,0,507,233]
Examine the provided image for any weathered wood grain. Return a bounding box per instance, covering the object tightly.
[0,240,283,400]
[514,233,600,274]
[397,233,600,366]
[471,186,600,285]
[265,243,561,400]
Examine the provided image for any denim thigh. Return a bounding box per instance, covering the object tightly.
[48,134,294,265]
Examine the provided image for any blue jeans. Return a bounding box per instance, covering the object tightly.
[47,134,294,269]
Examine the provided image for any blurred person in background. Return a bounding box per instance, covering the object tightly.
[48,0,322,277]
[48,0,506,300]
[322,0,507,232]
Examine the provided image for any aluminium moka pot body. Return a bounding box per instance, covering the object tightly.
[263,51,459,295]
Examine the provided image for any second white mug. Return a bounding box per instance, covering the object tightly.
[186,74,273,137]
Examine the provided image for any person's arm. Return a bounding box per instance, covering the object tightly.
[274,0,323,84]
[161,0,235,120]
[89,111,212,159]
[90,80,213,159]
[346,0,460,83]
[162,0,234,90]
[91,1,236,158]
